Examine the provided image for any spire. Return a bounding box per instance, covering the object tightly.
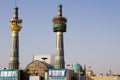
[13,6,18,19]
[8,6,22,70]
[53,4,67,69]
[57,4,62,16]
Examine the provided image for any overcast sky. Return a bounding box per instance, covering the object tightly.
[0,0,120,74]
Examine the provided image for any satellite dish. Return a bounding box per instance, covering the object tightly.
[41,57,48,62]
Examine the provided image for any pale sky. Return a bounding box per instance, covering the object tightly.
[0,0,120,75]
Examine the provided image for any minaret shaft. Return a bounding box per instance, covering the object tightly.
[54,32,65,68]
[10,32,19,61]
[9,32,19,69]
[56,32,64,55]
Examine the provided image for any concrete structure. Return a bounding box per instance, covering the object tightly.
[53,4,67,69]
[33,54,54,65]
[8,6,22,70]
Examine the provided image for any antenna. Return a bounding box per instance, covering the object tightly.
[15,0,17,7]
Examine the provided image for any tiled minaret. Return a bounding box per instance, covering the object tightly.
[8,7,22,70]
[53,5,67,69]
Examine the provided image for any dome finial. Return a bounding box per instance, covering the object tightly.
[57,4,62,16]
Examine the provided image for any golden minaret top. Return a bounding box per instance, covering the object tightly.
[10,7,22,32]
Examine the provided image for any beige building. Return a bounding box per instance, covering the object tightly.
[86,70,120,80]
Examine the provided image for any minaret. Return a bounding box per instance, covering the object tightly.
[8,7,22,70]
[53,4,67,69]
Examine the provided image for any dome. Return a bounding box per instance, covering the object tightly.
[73,63,83,70]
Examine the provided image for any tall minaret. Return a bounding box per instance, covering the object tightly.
[8,7,22,70]
[53,4,67,69]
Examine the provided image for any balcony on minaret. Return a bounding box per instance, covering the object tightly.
[10,19,22,32]
[53,4,67,32]
[10,6,22,32]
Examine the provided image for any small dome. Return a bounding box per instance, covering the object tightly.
[73,63,83,70]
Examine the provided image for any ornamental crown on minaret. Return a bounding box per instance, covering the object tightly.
[53,4,67,32]
[10,6,22,32]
